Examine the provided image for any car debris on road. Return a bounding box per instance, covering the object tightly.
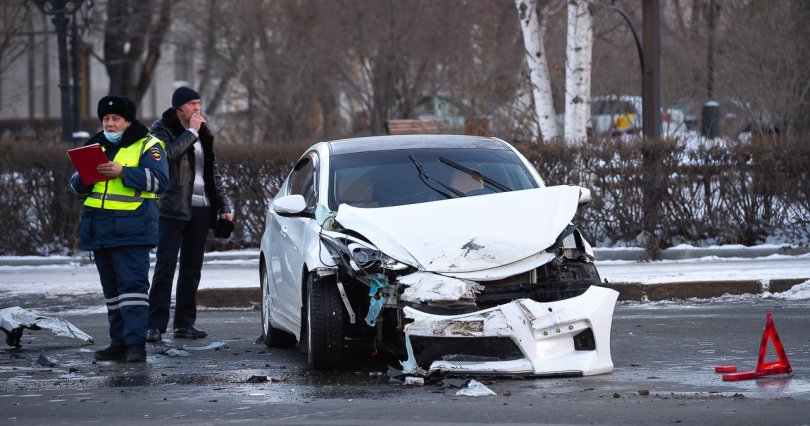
[0,306,94,348]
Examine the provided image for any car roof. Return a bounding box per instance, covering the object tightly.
[325,134,511,155]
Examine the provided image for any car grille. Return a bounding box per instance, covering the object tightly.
[409,336,523,369]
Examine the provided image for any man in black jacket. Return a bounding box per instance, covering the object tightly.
[146,87,233,342]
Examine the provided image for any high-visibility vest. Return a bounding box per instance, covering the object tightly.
[84,136,164,211]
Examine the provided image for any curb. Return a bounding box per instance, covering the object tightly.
[599,278,807,302]
[196,278,810,308]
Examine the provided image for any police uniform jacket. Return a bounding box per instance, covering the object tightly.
[150,108,232,227]
[69,121,169,250]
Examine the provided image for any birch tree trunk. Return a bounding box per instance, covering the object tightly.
[563,0,594,145]
[515,0,559,141]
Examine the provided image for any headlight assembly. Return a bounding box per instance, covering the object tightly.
[320,232,410,275]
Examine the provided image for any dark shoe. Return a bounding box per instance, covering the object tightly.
[126,344,147,363]
[94,345,127,361]
[173,325,208,339]
[146,328,162,343]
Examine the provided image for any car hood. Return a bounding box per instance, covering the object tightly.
[334,185,582,276]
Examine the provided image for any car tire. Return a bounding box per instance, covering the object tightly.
[306,273,344,370]
[260,263,296,348]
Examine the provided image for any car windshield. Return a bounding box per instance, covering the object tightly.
[328,147,539,209]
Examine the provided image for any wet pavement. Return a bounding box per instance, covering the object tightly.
[2,302,809,424]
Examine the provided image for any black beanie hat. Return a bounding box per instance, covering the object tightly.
[172,86,201,109]
[97,95,136,122]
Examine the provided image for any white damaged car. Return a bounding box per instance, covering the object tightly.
[259,135,618,376]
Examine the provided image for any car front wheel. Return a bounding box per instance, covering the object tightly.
[306,273,345,370]
[260,263,296,348]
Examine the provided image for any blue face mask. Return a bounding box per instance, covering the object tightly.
[103,130,124,143]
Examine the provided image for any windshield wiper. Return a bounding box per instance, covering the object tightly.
[408,154,465,199]
[438,157,511,192]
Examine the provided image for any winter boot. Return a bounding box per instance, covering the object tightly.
[126,343,147,363]
[94,345,127,361]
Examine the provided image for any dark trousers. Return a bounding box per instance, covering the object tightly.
[149,206,210,331]
[94,245,151,346]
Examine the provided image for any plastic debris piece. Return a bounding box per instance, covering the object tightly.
[315,204,336,231]
[183,341,225,351]
[456,379,497,397]
[160,348,191,357]
[404,376,424,386]
[1,306,94,347]
[364,274,389,326]
[440,378,468,388]
[34,354,58,367]
[399,334,427,376]
[714,366,737,373]
[246,375,269,383]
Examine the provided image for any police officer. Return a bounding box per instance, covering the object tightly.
[68,96,168,362]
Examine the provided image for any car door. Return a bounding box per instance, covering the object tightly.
[268,153,319,327]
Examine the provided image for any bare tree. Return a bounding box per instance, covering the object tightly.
[718,2,810,136]
[515,0,562,141]
[0,0,29,106]
[101,0,174,103]
[563,0,593,144]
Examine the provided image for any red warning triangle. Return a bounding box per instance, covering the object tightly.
[755,312,792,377]
[720,312,792,381]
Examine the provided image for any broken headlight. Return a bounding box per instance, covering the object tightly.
[347,241,410,272]
[320,231,410,275]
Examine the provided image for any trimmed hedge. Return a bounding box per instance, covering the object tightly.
[1,135,807,256]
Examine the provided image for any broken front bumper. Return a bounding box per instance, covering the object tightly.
[402,286,619,376]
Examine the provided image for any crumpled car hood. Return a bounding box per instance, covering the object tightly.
[334,185,582,275]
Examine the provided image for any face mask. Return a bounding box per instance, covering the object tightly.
[104,130,124,143]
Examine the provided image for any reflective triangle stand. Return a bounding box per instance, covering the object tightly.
[714,312,793,381]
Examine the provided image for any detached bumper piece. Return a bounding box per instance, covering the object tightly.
[402,286,619,376]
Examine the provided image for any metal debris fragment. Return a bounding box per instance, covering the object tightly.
[0,306,94,347]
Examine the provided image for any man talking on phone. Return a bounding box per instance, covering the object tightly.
[146,87,233,342]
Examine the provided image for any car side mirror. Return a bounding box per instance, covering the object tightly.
[578,187,592,206]
[274,194,313,217]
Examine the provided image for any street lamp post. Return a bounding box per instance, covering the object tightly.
[604,2,661,140]
[31,0,82,142]
[701,0,720,139]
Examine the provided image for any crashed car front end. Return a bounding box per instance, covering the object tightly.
[316,186,619,377]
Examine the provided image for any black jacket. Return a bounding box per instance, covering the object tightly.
[150,108,232,225]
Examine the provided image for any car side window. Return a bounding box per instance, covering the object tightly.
[286,155,318,208]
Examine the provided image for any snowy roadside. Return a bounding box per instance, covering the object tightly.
[1,245,808,314]
[1,243,807,267]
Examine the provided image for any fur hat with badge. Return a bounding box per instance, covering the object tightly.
[97,95,137,122]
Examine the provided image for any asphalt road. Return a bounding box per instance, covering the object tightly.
[2,301,808,425]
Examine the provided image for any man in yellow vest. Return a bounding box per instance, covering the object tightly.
[68,96,168,362]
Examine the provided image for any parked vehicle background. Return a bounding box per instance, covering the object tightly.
[590,95,689,138]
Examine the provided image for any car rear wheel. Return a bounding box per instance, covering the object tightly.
[306,273,344,370]
[260,263,296,348]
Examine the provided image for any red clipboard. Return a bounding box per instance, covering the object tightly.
[67,143,112,185]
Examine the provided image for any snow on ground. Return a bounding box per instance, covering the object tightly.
[0,245,808,301]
